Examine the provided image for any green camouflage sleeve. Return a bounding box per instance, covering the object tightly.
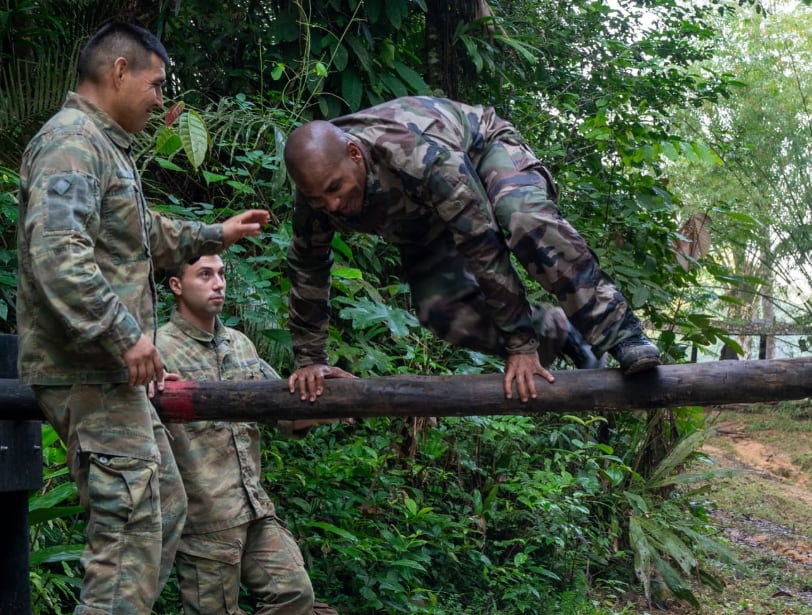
[21,134,142,359]
[148,211,224,270]
[287,198,335,367]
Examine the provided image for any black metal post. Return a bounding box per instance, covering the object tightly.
[0,334,41,615]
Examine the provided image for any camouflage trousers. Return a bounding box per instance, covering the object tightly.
[402,132,635,358]
[34,383,187,615]
[175,515,315,614]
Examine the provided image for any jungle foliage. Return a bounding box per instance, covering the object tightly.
[2,0,807,612]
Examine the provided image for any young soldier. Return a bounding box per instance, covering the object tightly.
[158,254,342,614]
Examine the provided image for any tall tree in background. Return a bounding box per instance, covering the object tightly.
[669,1,812,358]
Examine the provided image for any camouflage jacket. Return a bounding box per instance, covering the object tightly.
[157,310,278,533]
[17,92,224,385]
[288,96,555,367]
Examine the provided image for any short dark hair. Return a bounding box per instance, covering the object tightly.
[161,256,201,291]
[77,21,169,84]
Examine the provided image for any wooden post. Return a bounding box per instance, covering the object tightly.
[0,334,41,615]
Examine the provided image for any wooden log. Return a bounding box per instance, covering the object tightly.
[709,319,812,336]
[2,357,811,422]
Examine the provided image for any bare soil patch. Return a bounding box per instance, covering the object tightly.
[695,410,812,613]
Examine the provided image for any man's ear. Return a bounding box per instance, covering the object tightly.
[168,275,182,297]
[113,56,128,87]
[347,141,363,163]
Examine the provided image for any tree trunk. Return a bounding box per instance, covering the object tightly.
[424,0,479,97]
[3,357,811,422]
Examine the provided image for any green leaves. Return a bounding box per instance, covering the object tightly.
[153,108,209,169]
[336,296,419,339]
[176,109,209,169]
[625,428,738,607]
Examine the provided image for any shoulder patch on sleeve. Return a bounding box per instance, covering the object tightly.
[44,173,97,234]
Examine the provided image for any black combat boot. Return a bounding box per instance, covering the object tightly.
[608,311,661,375]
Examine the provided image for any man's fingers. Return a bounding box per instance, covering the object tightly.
[288,373,299,393]
[537,367,555,384]
[524,374,538,402]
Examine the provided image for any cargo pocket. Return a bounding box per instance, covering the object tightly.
[176,534,242,613]
[85,453,160,534]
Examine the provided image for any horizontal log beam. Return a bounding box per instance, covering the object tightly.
[2,357,811,422]
[708,319,812,336]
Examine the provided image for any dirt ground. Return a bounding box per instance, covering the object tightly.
[694,407,812,613]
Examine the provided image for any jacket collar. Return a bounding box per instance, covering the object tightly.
[64,91,134,151]
[169,309,229,344]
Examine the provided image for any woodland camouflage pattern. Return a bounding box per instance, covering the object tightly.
[288,96,633,368]
[157,310,316,614]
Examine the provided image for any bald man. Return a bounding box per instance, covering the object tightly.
[283,96,660,403]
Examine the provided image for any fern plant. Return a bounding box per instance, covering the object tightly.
[624,427,743,608]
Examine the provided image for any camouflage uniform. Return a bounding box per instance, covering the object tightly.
[288,96,634,369]
[17,92,225,614]
[157,310,315,614]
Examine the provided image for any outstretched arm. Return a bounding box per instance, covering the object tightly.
[222,209,270,247]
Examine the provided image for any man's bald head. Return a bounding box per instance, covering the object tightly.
[283,120,368,216]
[284,120,350,186]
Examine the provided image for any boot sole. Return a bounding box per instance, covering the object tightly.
[622,356,661,375]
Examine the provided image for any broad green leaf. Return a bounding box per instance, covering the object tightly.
[177,109,209,169]
[332,267,363,280]
[29,505,84,525]
[346,36,374,76]
[651,549,699,607]
[623,491,649,514]
[660,140,680,160]
[494,34,538,64]
[332,42,349,72]
[380,73,408,98]
[341,70,363,111]
[155,127,181,156]
[393,61,429,93]
[338,298,418,338]
[331,234,354,260]
[154,157,185,172]
[260,328,292,346]
[29,481,77,510]
[225,179,255,194]
[637,516,697,574]
[384,0,403,28]
[202,170,229,185]
[404,497,417,515]
[723,211,762,226]
[629,516,652,600]
[648,430,708,488]
[304,520,359,542]
[691,141,723,165]
[631,285,650,308]
[29,544,84,566]
[390,559,427,571]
